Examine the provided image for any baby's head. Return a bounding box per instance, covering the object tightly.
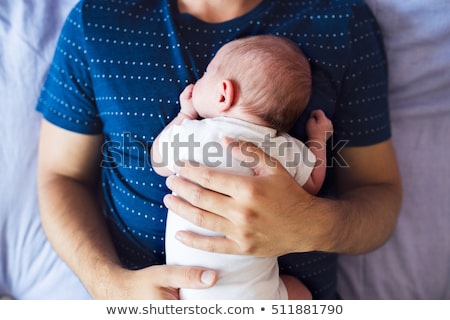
[199,35,312,132]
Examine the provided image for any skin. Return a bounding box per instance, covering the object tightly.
[37,0,402,299]
[177,0,264,23]
[165,140,402,257]
[153,44,333,195]
[38,121,218,299]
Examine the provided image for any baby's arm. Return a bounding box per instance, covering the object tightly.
[302,110,333,195]
[151,84,198,176]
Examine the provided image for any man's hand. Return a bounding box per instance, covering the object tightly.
[163,139,332,257]
[92,264,217,300]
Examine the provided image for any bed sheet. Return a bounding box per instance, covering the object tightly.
[1,0,449,300]
[0,0,90,299]
[337,0,450,299]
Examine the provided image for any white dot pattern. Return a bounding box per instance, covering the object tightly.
[36,0,390,299]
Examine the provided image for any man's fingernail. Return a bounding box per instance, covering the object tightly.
[165,175,174,187]
[201,270,215,285]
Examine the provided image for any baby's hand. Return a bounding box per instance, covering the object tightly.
[306,109,333,142]
[179,84,198,119]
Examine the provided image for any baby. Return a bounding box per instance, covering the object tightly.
[152,34,333,299]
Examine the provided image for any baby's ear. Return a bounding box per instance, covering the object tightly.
[217,79,235,112]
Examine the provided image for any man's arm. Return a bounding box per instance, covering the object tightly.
[162,139,402,256]
[38,120,217,299]
[330,140,402,254]
[37,120,121,298]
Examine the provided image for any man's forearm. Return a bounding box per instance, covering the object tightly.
[38,175,121,298]
[320,182,402,255]
[316,140,403,255]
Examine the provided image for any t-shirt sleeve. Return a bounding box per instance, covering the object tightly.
[333,2,391,147]
[36,2,102,135]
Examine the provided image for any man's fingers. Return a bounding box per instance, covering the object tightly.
[175,230,241,255]
[163,191,230,234]
[172,161,243,199]
[151,265,217,289]
[171,140,285,200]
[223,138,284,176]
[165,173,234,215]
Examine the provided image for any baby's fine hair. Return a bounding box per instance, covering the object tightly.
[218,35,312,132]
